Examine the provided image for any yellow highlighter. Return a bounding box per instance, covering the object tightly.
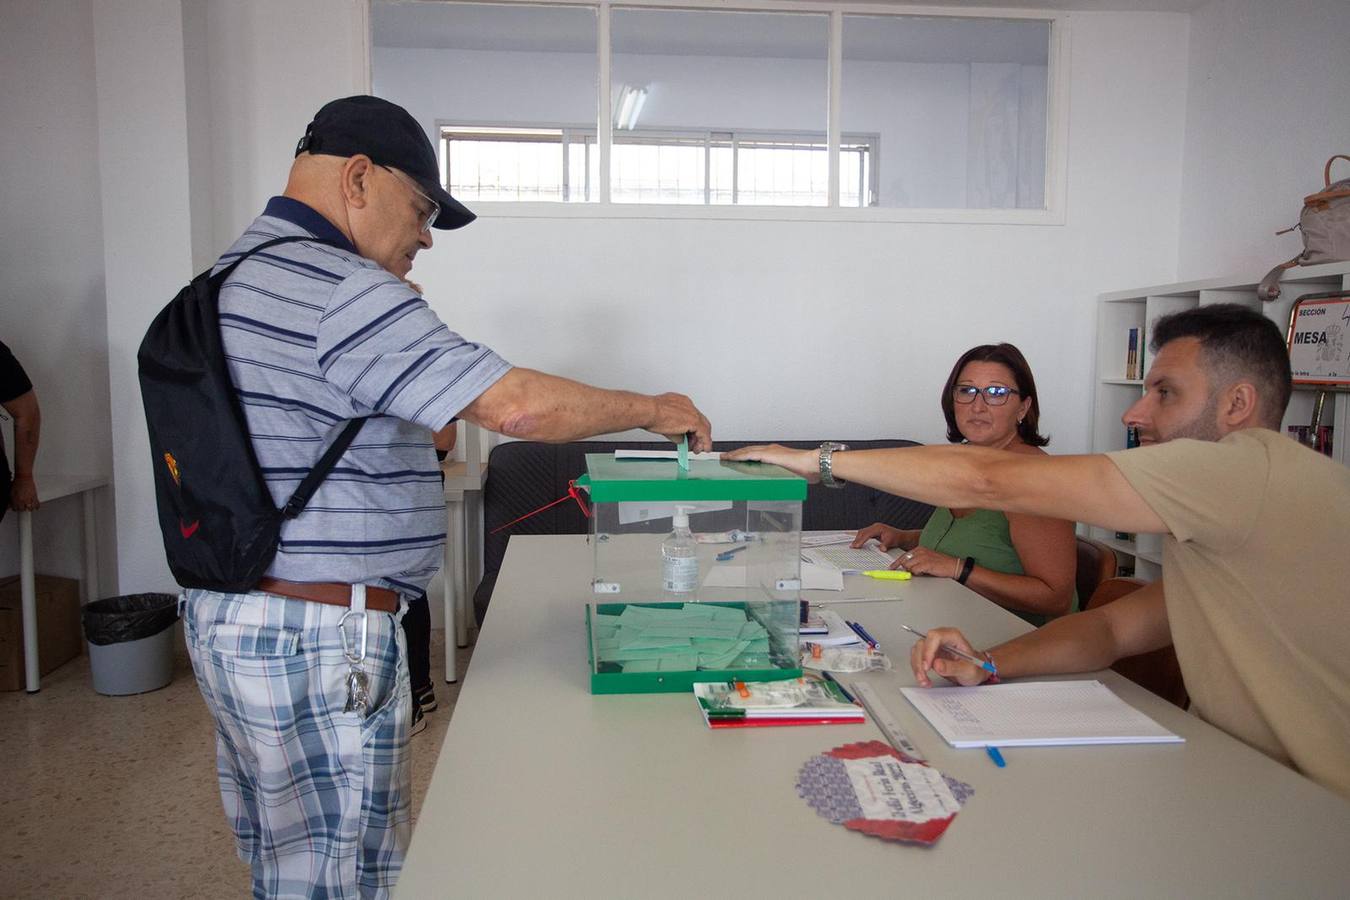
[862,570,912,581]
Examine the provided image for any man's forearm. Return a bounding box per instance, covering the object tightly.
[986,579,1171,678]
[463,368,655,442]
[12,409,40,476]
[986,608,1121,679]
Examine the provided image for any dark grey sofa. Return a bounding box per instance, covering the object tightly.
[473,439,933,626]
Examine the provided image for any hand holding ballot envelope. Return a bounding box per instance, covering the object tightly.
[648,392,713,452]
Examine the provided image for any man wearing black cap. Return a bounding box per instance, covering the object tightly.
[180,95,711,898]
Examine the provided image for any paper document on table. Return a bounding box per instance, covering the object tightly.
[617,499,732,525]
[613,449,722,461]
[804,609,866,647]
[900,681,1184,748]
[702,563,839,591]
[703,566,747,588]
[800,562,843,591]
[802,543,894,572]
[800,531,857,548]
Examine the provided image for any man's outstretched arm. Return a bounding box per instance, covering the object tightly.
[725,443,1167,536]
[459,367,712,451]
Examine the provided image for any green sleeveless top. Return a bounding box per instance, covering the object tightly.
[918,507,1076,626]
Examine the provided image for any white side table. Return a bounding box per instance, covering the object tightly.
[440,428,485,684]
[16,473,107,692]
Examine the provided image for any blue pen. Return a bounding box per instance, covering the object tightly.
[850,620,880,648]
[716,545,747,561]
[986,746,1007,768]
[844,620,877,648]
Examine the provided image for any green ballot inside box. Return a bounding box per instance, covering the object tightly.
[576,453,806,694]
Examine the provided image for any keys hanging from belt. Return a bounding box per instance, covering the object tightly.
[339,585,372,718]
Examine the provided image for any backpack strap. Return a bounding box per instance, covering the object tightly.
[214,234,370,520]
[281,417,367,519]
[212,234,342,283]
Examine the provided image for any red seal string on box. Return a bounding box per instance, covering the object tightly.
[489,479,590,535]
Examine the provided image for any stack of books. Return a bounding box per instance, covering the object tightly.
[693,677,865,729]
[1125,327,1144,380]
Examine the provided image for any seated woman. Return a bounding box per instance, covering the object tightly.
[852,343,1076,625]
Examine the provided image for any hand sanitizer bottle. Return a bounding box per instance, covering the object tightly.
[661,505,699,594]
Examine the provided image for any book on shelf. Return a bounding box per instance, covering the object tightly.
[1288,424,1335,457]
[693,678,865,729]
[1122,327,1147,380]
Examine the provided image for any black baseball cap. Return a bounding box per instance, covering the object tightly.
[295,95,475,230]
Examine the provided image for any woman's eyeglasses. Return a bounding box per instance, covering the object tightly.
[953,385,1021,406]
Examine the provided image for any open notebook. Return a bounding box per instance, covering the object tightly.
[900,680,1184,748]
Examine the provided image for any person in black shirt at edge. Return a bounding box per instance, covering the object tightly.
[0,340,41,521]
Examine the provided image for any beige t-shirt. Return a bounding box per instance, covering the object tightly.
[1108,429,1350,799]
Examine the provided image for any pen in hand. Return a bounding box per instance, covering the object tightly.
[901,624,998,675]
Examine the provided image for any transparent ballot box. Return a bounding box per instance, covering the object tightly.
[576,453,806,693]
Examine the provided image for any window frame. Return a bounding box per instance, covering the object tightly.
[372,0,1070,225]
[440,124,880,207]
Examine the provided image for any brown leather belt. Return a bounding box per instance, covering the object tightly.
[256,577,399,613]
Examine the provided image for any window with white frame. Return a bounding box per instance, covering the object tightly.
[443,126,877,207]
[371,1,1058,215]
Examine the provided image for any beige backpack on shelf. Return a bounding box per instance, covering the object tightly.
[1258,154,1350,301]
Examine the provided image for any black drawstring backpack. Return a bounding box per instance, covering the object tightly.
[138,236,364,592]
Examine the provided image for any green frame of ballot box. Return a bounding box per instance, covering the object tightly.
[585,602,802,694]
[578,455,807,694]
[574,455,808,503]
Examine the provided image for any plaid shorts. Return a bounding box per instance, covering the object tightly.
[182,588,412,899]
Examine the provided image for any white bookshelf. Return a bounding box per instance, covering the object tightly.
[1090,261,1350,580]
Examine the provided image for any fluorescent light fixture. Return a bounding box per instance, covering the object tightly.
[613,84,648,131]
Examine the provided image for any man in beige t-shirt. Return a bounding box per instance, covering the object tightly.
[1108,429,1350,793]
[726,304,1350,799]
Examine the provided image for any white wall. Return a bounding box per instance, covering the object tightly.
[0,0,116,592]
[1177,0,1350,280]
[93,0,368,596]
[392,12,1189,450]
[12,3,1194,601]
[94,0,198,596]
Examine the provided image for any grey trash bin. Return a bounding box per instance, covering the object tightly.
[82,593,179,695]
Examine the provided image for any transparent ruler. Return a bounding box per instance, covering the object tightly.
[850,681,924,761]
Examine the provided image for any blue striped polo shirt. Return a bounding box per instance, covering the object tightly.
[215,196,511,598]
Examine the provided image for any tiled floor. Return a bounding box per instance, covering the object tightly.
[1,627,466,899]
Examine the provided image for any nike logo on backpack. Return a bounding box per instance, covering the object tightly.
[179,519,200,539]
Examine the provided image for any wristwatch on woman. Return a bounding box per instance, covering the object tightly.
[818,442,848,488]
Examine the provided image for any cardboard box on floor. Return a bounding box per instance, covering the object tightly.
[0,574,82,691]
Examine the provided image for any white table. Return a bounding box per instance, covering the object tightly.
[15,473,106,692]
[399,535,1350,898]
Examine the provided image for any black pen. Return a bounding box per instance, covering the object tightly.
[819,670,857,705]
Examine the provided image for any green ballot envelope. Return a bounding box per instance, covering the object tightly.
[577,453,806,694]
